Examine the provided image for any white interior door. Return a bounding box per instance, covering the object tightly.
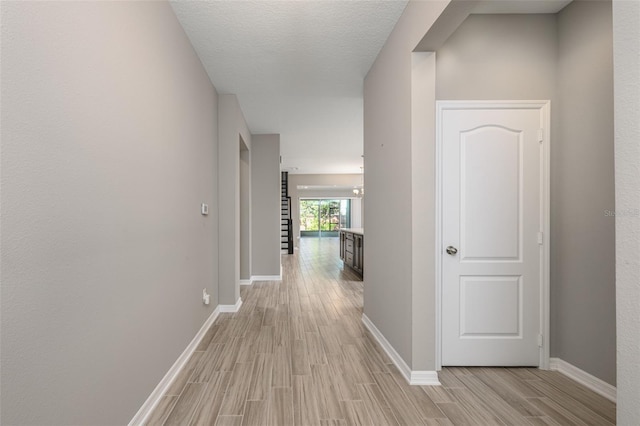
[440,101,549,366]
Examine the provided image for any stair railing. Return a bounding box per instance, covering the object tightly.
[282,171,294,254]
[286,196,293,254]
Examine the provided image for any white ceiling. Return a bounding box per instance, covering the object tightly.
[170,0,572,175]
[170,0,408,175]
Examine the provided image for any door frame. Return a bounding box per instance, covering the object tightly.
[434,100,551,370]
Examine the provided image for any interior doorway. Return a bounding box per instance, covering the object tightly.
[239,136,250,282]
[436,100,550,368]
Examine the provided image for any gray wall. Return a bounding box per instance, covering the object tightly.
[613,1,640,421]
[1,2,219,424]
[436,14,558,100]
[363,0,449,370]
[410,51,438,371]
[351,197,363,229]
[288,173,364,246]
[218,95,251,304]
[554,1,616,386]
[251,135,281,277]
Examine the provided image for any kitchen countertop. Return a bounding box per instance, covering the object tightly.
[340,228,364,235]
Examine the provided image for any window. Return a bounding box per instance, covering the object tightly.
[300,199,350,237]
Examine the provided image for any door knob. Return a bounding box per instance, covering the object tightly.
[446,246,458,255]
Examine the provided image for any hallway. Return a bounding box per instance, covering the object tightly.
[147,238,616,425]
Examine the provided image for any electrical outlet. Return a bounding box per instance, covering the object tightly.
[202,288,210,305]
[201,203,209,215]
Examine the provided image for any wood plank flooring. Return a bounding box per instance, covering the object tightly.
[146,237,616,425]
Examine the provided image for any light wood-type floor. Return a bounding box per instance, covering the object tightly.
[147,237,616,425]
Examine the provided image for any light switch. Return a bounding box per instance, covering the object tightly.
[201,203,209,215]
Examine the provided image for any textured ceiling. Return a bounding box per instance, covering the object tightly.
[170,0,408,174]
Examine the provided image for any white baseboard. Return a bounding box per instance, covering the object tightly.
[410,370,441,385]
[239,279,253,286]
[361,314,440,386]
[249,264,283,282]
[129,306,221,425]
[250,271,282,282]
[218,297,243,313]
[549,357,616,402]
[250,275,281,281]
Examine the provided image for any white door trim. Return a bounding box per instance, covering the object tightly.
[435,100,551,370]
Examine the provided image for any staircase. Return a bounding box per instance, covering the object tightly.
[281,172,294,254]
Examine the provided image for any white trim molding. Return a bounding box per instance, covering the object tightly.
[129,306,221,425]
[218,297,243,313]
[362,314,441,386]
[549,358,617,402]
[410,370,440,385]
[250,275,281,281]
[239,279,253,286]
[251,264,283,282]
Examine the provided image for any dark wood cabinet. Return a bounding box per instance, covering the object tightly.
[339,229,363,278]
